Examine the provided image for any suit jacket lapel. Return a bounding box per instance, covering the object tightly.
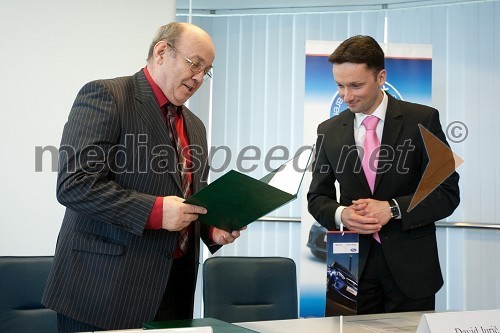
[183,110,203,249]
[340,111,372,194]
[182,109,209,194]
[182,109,199,189]
[374,95,403,192]
[182,108,199,144]
[133,71,183,192]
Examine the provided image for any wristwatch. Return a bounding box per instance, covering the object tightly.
[389,199,401,219]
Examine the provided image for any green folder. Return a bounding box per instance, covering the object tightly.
[143,317,257,332]
[184,147,313,232]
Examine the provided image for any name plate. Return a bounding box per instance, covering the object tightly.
[417,309,500,333]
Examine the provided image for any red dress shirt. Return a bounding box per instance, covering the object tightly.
[142,67,215,242]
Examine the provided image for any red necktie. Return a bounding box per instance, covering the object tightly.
[362,115,381,243]
[166,104,191,255]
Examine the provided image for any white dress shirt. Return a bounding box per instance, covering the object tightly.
[334,91,391,227]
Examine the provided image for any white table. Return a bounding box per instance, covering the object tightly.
[96,311,426,333]
[235,311,426,333]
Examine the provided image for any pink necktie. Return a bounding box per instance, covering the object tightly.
[362,115,381,243]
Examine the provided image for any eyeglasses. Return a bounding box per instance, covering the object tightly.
[167,43,213,81]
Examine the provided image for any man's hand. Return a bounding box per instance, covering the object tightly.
[351,198,392,227]
[161,196,207,231]
[341,205,381,234]
[212,226,246,245]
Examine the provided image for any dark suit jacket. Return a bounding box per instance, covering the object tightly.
[308,94,460,300]
[42,70,219,329]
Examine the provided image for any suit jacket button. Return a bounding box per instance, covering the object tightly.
[166,251,173,259]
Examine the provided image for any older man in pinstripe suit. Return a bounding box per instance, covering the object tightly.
[42,22,242,332]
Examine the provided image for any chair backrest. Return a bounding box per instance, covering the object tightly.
[0,256,57,333]
[203,256,298,323]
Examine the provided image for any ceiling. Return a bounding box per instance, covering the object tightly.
[176,0,476,13]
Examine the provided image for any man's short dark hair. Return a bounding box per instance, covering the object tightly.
[329,35,385,73]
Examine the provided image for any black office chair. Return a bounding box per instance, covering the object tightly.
[203,256,298,323]
[0,256,57,333]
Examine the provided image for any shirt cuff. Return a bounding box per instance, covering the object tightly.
[145,197,163,230]
[335,205,347,229]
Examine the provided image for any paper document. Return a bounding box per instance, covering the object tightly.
[347,317,419,333]
[184,146,313,232]
[108,327,212,333]
[266,146,313,194]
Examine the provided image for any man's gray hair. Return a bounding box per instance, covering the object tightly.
[147,22,185,61]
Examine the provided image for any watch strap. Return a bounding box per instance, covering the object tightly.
[390,199,401,218]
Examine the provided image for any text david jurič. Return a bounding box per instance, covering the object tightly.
[454,326,499,333]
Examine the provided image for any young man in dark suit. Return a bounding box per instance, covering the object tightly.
[308,35,460,314]
[43,22,242,332]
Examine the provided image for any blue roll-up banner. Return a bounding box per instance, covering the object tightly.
[300,40,432,318]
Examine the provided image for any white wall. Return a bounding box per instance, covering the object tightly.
[0,0,176,256]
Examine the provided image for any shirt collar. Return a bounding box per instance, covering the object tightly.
[143,66,169,109]
[355,90,388,129]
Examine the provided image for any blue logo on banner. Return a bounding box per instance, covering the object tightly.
[329,82,404,118]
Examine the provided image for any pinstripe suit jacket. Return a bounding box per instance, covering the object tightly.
[42,70,219,329]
